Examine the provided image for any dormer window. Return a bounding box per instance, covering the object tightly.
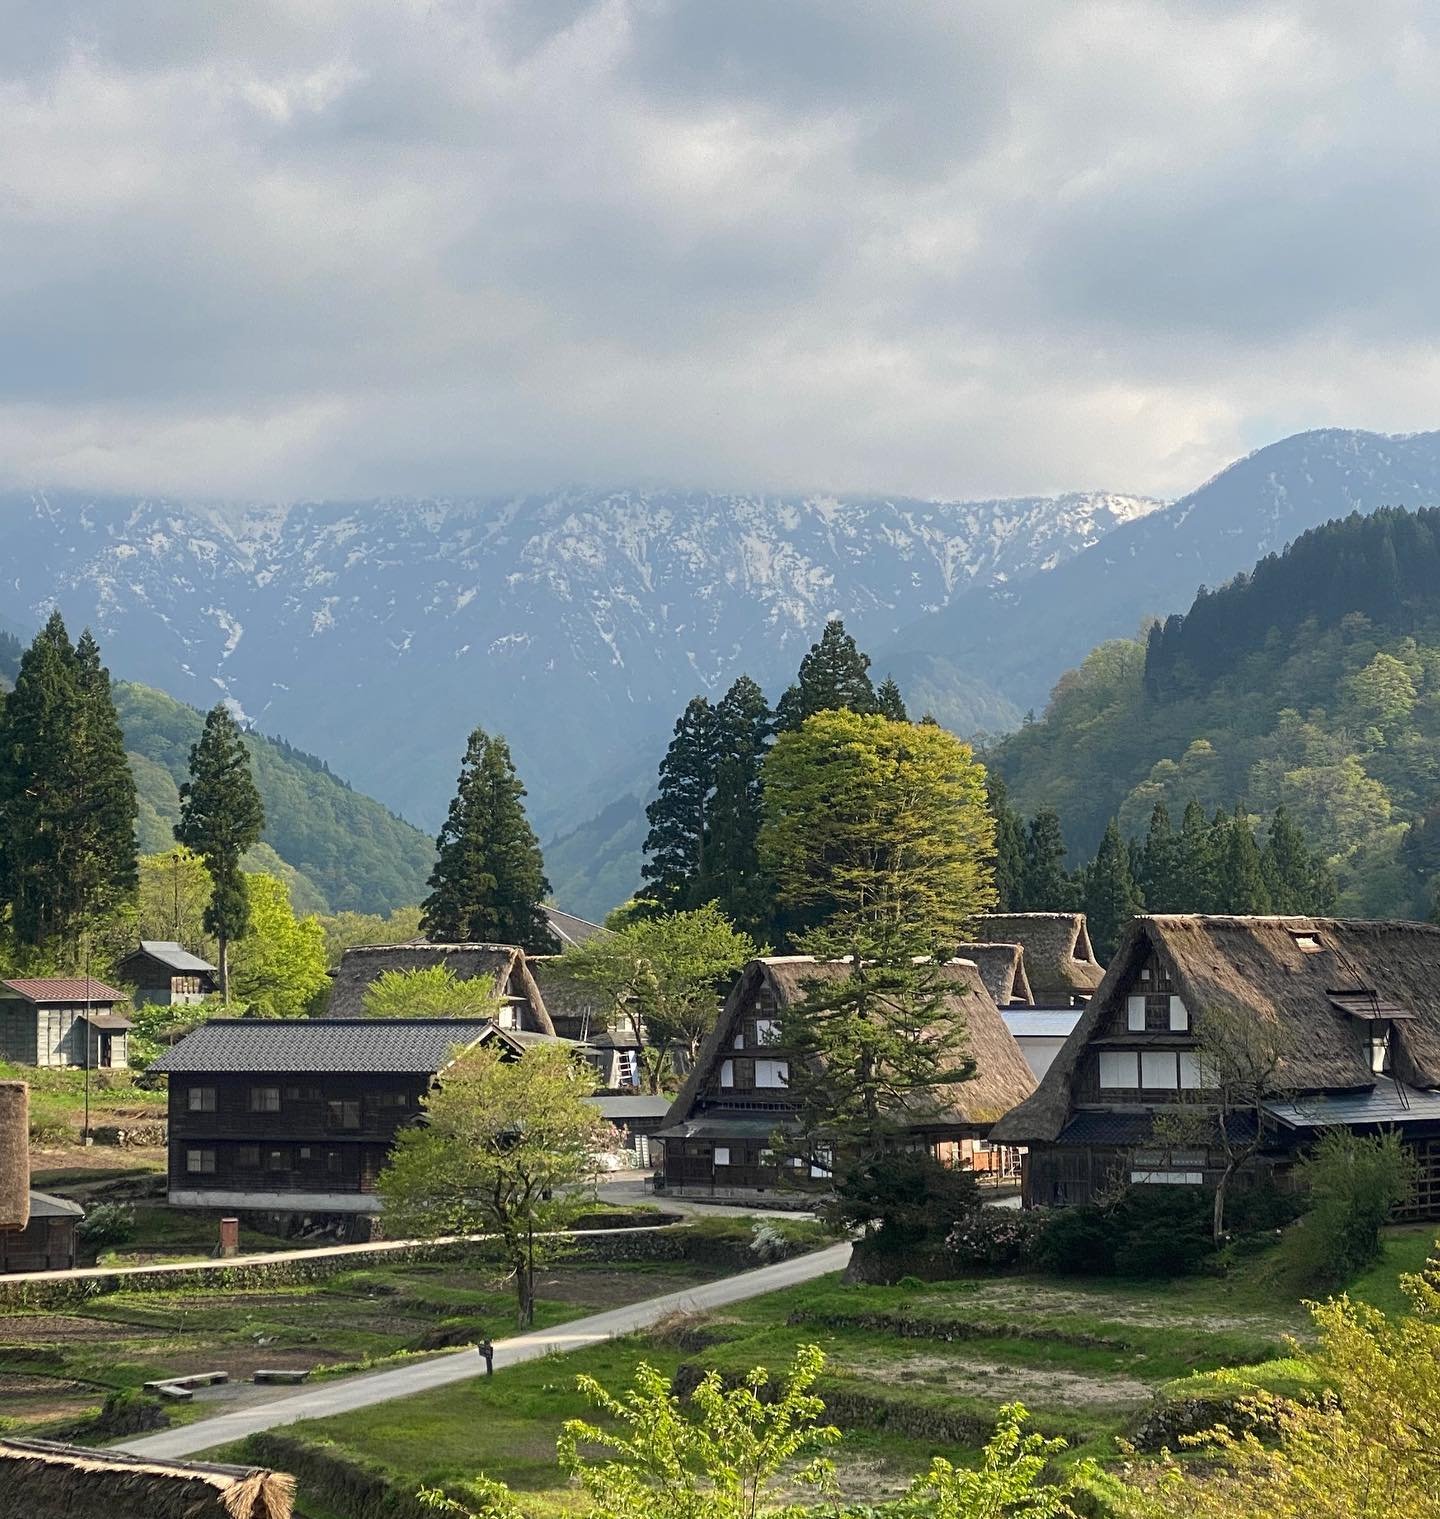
[1291,932,1324,953]
[1371,1023,1392,1075]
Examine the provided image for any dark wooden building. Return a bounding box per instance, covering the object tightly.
[324,942,555,1032]
[0,1081,83,1274]
[0,978,131,1070]
[150,1018,531,1214]
[993,914,1440,1218]
[116,941,218,1006]
[656,956,1038,1203]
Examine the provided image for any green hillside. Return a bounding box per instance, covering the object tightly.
[988,507,1440,920]
[115,683,434,915]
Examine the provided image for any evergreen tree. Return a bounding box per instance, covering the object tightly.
[774,619,878,731]
[875,676,909,722]
[1263,803,1338,914]
[1019,808,1076,911]
[1177,799,1218,912]
[987,776,1027,911]
[1139,801,1184,911]
[1083,819,1144,960]
[640,697,717,912]
[701,676,773,934]
[175,704,266,999]
[1213,807,1271,914]
[422,728,559,953]
[71,629,139,926]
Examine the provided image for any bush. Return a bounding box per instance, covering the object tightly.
[748,1221,788,1264]
[1278,1129,1416,1289]
[77,1202,137,1254]
[1029,1205,1117,1276]
[828,1152,981,1252]
[1110,1187,1212,1278]
[945,1206,1046,1271]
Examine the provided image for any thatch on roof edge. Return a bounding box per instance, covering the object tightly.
[972,914,1103,999]
[0,1437,294,1519]
[666,956,1037,1132]
[0,1082,28,1231]
[954,942,1034,1008]
[992,913,1440,1146]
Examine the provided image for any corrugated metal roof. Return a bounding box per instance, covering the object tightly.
[149,1018,503,1074]
[136,941,218,974]
[27,1190,84,1219]
[0,979,124,1005]
[1265,1083,1440,1129]
[1002,1009,1082,1039]
[588,1095,673,1120]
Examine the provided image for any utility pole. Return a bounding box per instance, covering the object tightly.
[83,934,92,1147]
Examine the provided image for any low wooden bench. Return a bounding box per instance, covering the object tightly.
[143,1371,229,1400]
[252,1368,310,1385]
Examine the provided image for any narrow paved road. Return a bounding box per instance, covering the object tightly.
[119,1241,852,1462]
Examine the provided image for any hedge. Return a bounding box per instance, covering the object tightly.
[245,1432,436,1519]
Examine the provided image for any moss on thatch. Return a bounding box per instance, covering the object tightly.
[0,1082,28,1231]
[972,913,1103,1001]
[0,1437,294,1519]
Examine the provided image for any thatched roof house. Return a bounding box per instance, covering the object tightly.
[0,1438,293,1519]
[993,914,1440,1215]
[972,914,1103,1005]
[953,942,1034,1008]
[325,942,554,1033]
[0,1081,27,1231]
[657,956,1036,1200]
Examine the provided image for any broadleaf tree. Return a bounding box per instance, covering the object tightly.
[361,964,503,1020]
[227,873,330,1019]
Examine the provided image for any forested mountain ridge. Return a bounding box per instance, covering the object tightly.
[989,506,1440,919]
[883,428,1440,719]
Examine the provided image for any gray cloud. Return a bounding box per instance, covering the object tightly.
[0,0,1436,502]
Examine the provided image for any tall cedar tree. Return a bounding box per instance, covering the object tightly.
[0,613,137,952]
[875,676,909,722]
[759,710,995,947]
[987,776,1027,911]
[1082,819,1144,960]
[774,619,878,731]
[700,676,773,934]
[1214,806,1271,913]
[1019,808,1075,911]
[175,704,265,1000]
[640,697,716,912]
[779,928,977,1179]
[1263,803,1338,913]
[422,728,559,952]
[1138,801,1184,911]
[1178,799,1218,912]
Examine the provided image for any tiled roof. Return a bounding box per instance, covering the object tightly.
[1265,1082,1440,1129]
[0,978,124,1005]
[135,941,217,974]
[148,1018,503,1075]
[27,1190,84,1220]
[544,907,612,948]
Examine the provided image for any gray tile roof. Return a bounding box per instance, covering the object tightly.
[137,940,218,974]
[1265,1082,1440,1129]
[588,1095,673,1120]
[544,907,612,947]
[149,1018,502,1075]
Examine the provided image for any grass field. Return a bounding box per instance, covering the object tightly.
[264,1222,1440,1516]
[3,1059,166,1143]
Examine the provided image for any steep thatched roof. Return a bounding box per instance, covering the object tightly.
[0,1082,27,1231]
[325,942,555,1034]
[666,955,1036,1132]
[953,943,1034,1008]
[0,1438,293,1519]
[992,914,1440,1145]
[972,914,1103,1001]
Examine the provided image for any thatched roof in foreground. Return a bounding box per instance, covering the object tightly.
[0,1438,294,1519]
[325,942,555,1034]
[0,1081,28,1231]
[668,956,1037,1131]
[972,914,1103,1000]
[953,942,1034,1008]
[993,914,1440,1145]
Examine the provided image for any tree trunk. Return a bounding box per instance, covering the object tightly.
[1213,1160,1236,1247]
[219,932,230,1004]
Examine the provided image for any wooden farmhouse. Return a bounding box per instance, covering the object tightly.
[972,914,1104,1006]
[0,978,131,1070]
[116,941,218,1006]
[324,942,555,1032]
[0,1082,82,1273]
[992,914,1440,1218]
[151,1018,559,1215]
[656,956,1037,1202]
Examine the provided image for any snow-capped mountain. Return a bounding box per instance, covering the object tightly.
[0,486,1159,841]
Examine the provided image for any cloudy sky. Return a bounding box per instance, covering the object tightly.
[1,0,1437,503]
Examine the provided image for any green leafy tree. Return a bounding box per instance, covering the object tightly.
[702,676,773,933]
[773,619,878,732]
[1019,808,1076,912]
[760,710,996,946]
[875,675,909,722]
[174,703,266,1000]
[1263,804,1338,914]
[378,1041,603,1326]
[361,964,503,1020]
[1214,807,1272,913]
[137,847,215,955]
[557,1344,841,1519]
[1083,819,1143,961]
[228,873,329,1019]
[318,905,425,966]
[641,697,717,913]
[988,776,1028,912]
[421,729,559,953]
[555,904,758,1090]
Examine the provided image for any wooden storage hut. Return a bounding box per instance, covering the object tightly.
[0,977,131,1069]
[116,941,219,1006]
[0,1438,293,1519]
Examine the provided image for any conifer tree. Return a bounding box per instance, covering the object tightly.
[875,676,909,722]
[1019,808,1075,911]
[1083,819,1144,960]
[774,619,878,731]
[1178,799,1218,912]
[175,704,266,1000]
[1213,807,1271,914]
[1262,803,1337,914]
[641,697,717,913]
[71,630,139,927]
[1139,801,1184,911]
[701,676,773,934]
[987,776,1027,911]
[422,728,559,952]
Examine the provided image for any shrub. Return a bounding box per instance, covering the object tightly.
[945,1206,1046,1272]
[748,1221,788,1264]
[1110,1187,1213,1278]
[1278,1129,1416,1289]
[827,1152,981,1252]
[1029,1205,1117,1276]
[77,1201,137,1254]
